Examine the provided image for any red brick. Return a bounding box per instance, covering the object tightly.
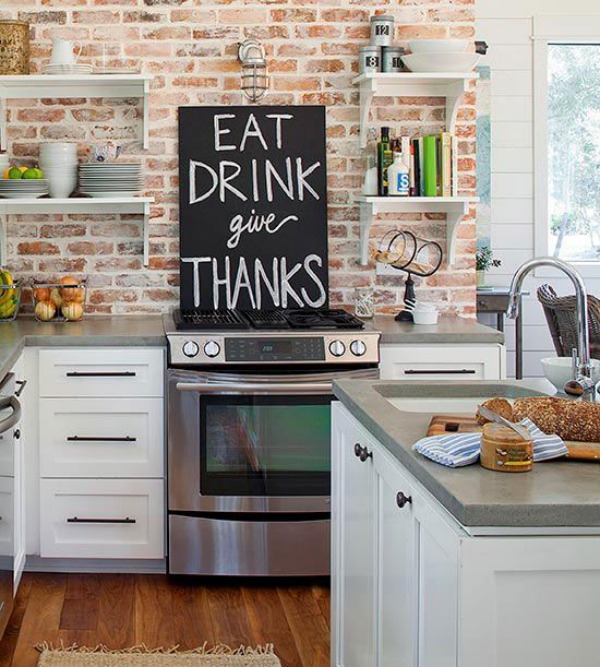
[18,241,60,255]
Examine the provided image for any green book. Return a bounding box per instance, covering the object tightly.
[423,135,438,197]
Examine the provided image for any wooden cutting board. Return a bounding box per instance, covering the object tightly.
[427,415,600,461]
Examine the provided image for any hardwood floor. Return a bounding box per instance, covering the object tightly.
[0,573,330,667]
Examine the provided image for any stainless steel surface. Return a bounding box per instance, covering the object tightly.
[477,404,530,440]
[169,514,330,576]
[507,258,593,396]
[175,380,334,395]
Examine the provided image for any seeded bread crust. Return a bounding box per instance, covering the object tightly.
[513,397,600,442]
[476,398,514,425]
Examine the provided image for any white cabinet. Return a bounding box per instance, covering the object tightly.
[37,347,165,560]
[333,403,600,667]
[380,344,505,381]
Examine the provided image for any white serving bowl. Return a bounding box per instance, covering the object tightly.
[412,309,439,325]
[408,39,469,54]
[541,356,600,391]
[46,174,77,198]
[401,52,480,73]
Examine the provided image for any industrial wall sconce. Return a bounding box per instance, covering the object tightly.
[238,39,270,103]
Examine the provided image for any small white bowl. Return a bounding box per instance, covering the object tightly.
[401,52,480,73]
[408,39,469,54]
[412,310,439,325]
[541,356,600,391]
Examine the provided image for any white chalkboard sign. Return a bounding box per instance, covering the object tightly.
[179,106,329,311]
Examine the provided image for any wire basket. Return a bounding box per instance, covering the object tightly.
[0,282,21,322]
[32,279,87,322]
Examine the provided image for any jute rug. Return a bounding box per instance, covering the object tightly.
[36,644,282,667]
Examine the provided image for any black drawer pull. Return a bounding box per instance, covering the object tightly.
[67,436,137,443]
[15,380,27,397]
[396,492,412,509]
[67,516,136,524]
[353,442,373,462]
[66,371,137,378]
[404,369,476,375]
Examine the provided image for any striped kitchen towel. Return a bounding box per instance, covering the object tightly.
[413,417,568,467]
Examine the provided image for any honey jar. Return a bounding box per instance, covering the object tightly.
[480,423,533,473]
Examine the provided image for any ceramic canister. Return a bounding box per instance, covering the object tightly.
[359,46,381,74]
[370,15,395,47]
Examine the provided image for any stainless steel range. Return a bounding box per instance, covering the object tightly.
[165,307,380,577]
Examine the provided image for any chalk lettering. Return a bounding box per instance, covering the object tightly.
[240,113,269,152]
[213,114,236,152]
[255,258,280,308]
[227,210,299,249]
[301,254,327,308]
[265,113,293,149]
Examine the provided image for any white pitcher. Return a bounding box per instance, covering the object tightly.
[50,38,82,65]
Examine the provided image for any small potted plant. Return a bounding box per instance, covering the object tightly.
[476,245,501,288]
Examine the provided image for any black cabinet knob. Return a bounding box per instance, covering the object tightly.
[396,491,412,508]
[359,447,373,462]
[13,429,20,440]
[354,442,362,458]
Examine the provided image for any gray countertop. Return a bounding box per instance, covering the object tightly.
[333,379,600,529]
[0,315,165,378]
[364,315,504,345]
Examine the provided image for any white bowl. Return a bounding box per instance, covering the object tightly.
[412,310,439,325]
[408,39,469,54]
[541,357,600,391]
[401,52,480,73]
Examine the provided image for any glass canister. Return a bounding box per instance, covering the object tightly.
[354,288,375,319]
[370,15,395,47]
[0,21,30,75]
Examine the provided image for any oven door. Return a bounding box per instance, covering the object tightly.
[167,367,377,514]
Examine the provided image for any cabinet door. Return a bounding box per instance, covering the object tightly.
[374,450,416,667]
[331,403,376,667]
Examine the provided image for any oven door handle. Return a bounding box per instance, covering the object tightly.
[175,381,333,395]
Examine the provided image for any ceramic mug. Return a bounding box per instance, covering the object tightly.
[50,38,82,65]
[90,143,122,163]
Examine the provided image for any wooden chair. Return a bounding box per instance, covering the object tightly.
[537,284,600,359]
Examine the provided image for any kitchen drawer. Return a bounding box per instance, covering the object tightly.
[380,345,504,381]
[40,478,164,559]
[39,398,164,478]
[39,348,164,398]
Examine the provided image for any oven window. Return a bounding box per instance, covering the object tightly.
[200,396,331,496]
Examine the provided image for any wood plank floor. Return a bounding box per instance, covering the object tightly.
[0,573,330,667]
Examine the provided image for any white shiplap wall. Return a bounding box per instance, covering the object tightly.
[475,0,600,377]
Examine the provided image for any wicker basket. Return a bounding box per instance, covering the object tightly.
[0,21,30,75]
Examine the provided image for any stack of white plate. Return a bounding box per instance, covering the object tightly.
[0,179,49,199]
[79,163,143,198]
[42,63,93,75]
[402,40,480,73]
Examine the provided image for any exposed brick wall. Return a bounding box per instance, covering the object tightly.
[2,1,476,316]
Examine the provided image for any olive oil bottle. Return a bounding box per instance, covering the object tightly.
[377,127,393,196]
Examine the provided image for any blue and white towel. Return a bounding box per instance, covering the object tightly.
[413,417,568,468]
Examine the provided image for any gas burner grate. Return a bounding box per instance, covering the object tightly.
[284,309,365,330]
[242,310,290,330]
[174,309,249,331]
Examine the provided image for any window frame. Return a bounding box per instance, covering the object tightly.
[533,15,600,277]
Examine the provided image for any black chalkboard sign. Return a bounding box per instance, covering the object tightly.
[178,106,329,311]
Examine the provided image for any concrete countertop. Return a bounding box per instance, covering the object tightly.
[333,379,600,529]
[0,315,165,379]
[364,315,504,345]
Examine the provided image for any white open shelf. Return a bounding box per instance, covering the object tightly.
[0,196,154,266]
[356,195,479,266]
[0,74,152,150]
[353,72,479,148]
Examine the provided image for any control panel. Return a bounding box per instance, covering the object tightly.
[226,337,325,362]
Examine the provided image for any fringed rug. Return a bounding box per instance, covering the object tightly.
[36,643,282,667]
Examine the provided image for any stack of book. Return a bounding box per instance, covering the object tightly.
[409,132,457,198]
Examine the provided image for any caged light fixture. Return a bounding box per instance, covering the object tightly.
[238,39,270,103]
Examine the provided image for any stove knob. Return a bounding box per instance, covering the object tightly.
[329,340,346,357]
[350,340,367,357]
[203,340,221,358]
[182,341,199,358]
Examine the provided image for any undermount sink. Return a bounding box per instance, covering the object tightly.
[373,382,548,415]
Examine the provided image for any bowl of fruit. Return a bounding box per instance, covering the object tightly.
[33,276,86,322]
[0,269,21,322]
[0,164,48,199]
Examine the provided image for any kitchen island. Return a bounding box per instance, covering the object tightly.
[331,379,600,667]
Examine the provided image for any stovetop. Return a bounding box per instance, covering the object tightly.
[173,308,365,332]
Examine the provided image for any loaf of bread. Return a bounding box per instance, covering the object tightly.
[476,398,514,425]
[513,397,600,442]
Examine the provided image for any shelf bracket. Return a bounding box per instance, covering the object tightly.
[143,200,151,267]
[445,201,471,266]
[0,97,6,153]
[359,201,375,265]
[359,83,376,149]
[445,79,471,136]
[142,79,150,150]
